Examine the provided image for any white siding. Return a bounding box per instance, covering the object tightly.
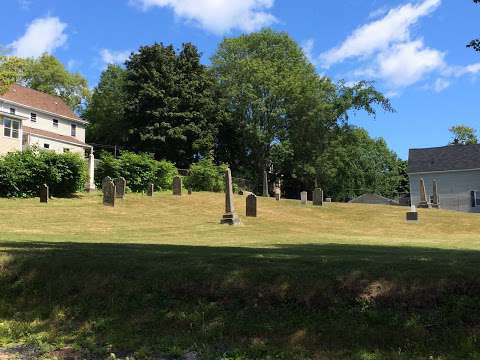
[409,170,480,213]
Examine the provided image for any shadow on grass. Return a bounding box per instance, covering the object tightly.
[0,241,480,359]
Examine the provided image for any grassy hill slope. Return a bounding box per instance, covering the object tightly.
[0,192,479,359]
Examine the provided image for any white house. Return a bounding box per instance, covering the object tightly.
[0,84,95,190]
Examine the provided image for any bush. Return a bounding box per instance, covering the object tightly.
[95,151,177,192]
[0,149,87,198]
[184,158,227,192]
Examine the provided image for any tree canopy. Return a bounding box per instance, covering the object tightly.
[449,125,478,145]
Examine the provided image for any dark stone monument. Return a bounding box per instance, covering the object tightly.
[173,176,182,196]
[221,168,241,225]
[418,178,431,209]
[40,184,49,203]
[313,188,324,206]
[432,179,440,209]
[262,171,269,197]
[103,180,115,207]
[188,187,192,195]
[406,205,418,222]
[300,191,308,205]
[102,176,112,192]
[246,194,257,217]
[114,177,126,199]
[147,183,154,197]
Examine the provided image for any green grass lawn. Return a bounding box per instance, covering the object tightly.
[0,192,480,359]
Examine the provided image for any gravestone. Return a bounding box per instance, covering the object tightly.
[114,177,126,199]
[246,194,257,217]
[220,168,241,225]
[300,191,308,205]
[263,171,269,197]
[432,180,440,209]
[313,188,324,206]
[418,178,431,208]
[406,205,418,222]
[102,176,112,193]
[274,187,281,201]
[188,187,192,195]
[147,183,154,197]
[173,176,182,196]
[103,180,115,207]
[325,198,332,203]
[40,184,49,203]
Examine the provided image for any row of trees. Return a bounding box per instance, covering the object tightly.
[85,29,406,200]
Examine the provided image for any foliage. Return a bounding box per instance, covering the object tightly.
[123,43,225,167]
[0,56,28,94]
[468,0,480,52]
[95,151,177,192]
[184,158,227,192]
[0,149,87,197]
[449,125,478,145]
[316,127,406,201]
[84,64,128,144]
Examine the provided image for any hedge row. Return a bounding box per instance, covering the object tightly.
[0,149,87,198]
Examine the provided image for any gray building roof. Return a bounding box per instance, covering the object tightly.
[408,144,480,173]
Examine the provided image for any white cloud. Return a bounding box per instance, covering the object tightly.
[131,0,277,34]
[302,39,316,65]
[18,0,32,10]
[10,16,68,58]
[100,49,131,65]
[444,62,480,77]
[320,0,440,68]
[432,78,451,92]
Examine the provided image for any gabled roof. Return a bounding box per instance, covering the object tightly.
[23,126,90,148]
[408,144,480,173]
[0,84,83,122]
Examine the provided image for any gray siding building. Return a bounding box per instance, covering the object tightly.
[408,145,480,213]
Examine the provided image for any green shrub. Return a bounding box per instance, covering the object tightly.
[95,151,177,192]
[184,158,227,192]
[0,149,87,198]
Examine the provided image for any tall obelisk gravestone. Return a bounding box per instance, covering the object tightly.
[262,171,269,197]
[432,179,440,209]
[221,168,241,225]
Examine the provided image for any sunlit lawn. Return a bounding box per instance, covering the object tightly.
[0,192,479,359]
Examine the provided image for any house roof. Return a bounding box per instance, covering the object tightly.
[23,126,90,148]
[408,144,480,173]
[0,84,83,122]
[349,193,395,205]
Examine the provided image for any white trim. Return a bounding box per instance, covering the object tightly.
[408,168,480,176]
[27,132,92,149]
[0,111,28,121]
[0,98,88,125]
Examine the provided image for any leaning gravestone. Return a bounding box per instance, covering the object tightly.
[103,180,115,207]
[173,176,182,196]
[406,205,418,222]
[313,188,324,206]
[301,191,308,205]
[147,183,154,197]
[246,194,257,217]
[221,168,241,225]
[114,177,126,199]
[40,184,49,203]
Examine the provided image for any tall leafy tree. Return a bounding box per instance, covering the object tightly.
[0,56,28,94]
[449,125,478,145]
[84,64,127,144]
[124,43,224,167]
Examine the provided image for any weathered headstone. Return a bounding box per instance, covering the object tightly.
[114,177,126,199]
[325,197,332,203]
[406,205,418,222]
[432,179,440,209]
[147,183,154,197]
[274,187,281,201]
[221,168,241,225]
[40,184,49,203]
[173,176,182,196]
[313,188,324,206]
[103,180,115,207]
[246,194,257,217]
[418,178,431,208]
[102,176,112,192]
[188,187,192,195]
[262,171,269,197]
[300,191,308,205]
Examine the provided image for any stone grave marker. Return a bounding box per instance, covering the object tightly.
[220,168,241,225]
[406,205,418,222]
[103,180,116,207]
[114,177,126,199]
[262,171,269,197]
[432,180,440,209]
[274,187,281,201]
[102,176,112,192]
[246,194,257,217]
[173,176,182,196]
[301,191,308,205]
[313,188,324,206]
[147,183,154,197]
[418,178,431,208]
[325,198,332,203]
[188,187,192,195]
[40,184,49,203]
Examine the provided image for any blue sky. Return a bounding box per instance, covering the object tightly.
[2,0,479,159]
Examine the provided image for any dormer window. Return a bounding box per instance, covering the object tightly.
[53,119,58,128]
[9,108,15,115]
[71,124,76,137]
[31,113,37,122]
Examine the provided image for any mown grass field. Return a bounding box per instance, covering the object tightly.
[0,192,480,359]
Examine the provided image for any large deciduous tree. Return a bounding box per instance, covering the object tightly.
[123,43,224,167]
[0,56,28,94]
